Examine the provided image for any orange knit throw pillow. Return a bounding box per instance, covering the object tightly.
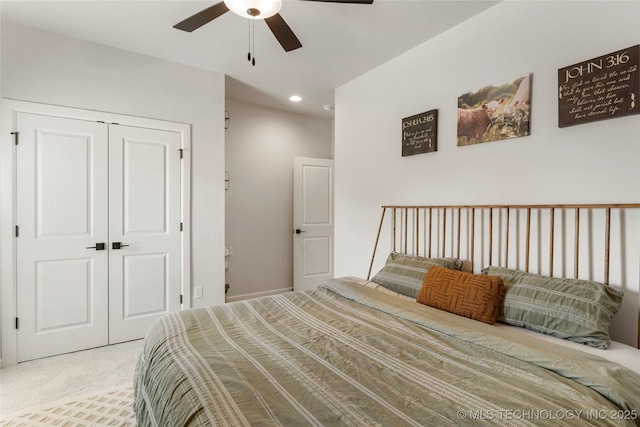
[417,266,504,324]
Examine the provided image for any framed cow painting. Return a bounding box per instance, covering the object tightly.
[457,74,532,146]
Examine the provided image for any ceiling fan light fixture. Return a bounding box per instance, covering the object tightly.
[224,0,283,19]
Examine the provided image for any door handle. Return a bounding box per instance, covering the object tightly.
[295,229,306,234]
[86,243,106,250]
[112,242,130,250]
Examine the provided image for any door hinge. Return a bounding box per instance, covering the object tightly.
[11,131,19,145]
[180,222,183,232]
[15,317,19,329]
[15,225,19,237]
[179,148,183,159]
[180,294,183,304]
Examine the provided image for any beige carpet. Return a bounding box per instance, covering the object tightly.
[0,383,136,426]
[1,340,143,426]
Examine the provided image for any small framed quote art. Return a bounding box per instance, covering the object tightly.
[558,44,639,127]
[402,109,438,157]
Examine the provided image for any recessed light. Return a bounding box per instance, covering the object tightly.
[289,95,302,102]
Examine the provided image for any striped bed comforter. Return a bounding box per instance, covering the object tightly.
[134,278,640,426]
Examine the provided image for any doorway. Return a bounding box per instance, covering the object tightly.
[293,157,334,292]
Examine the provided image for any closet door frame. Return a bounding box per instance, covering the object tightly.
[0,99,192,367]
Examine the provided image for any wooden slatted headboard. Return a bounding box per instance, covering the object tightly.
[367,204,640,348]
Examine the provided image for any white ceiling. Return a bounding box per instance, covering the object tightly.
[1,0,499,118]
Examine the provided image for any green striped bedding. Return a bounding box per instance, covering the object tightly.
[134,278,640,426]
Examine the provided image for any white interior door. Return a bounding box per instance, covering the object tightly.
[293,157,334,292]
[16,113,109,362]
[16,112,184,360]
[108,125,182,343]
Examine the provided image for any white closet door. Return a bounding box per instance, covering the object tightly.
[108,125,182,343]
[16,113,109,362]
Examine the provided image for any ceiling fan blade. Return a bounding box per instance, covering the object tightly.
[173,2,230,32]
[300,0,373,4]
[264,14,303,52]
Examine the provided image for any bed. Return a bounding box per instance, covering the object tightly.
[134,204,640,426]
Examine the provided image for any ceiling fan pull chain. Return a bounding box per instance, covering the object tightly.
[246,19,256,66]
[247,19,252,62]
[252,19,256,66]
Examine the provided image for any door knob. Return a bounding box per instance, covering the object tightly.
[86,243,106,250]
[295,229,306,234]
[112,242,130,250]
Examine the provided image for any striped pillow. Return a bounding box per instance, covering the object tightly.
[482,266,623,349]
[371,252,463,298]
[362,280,415,301]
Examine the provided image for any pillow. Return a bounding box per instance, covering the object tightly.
[417,266,504,324]
[482,266,623,349]
[362,280,415,301]
[371,252,463,298]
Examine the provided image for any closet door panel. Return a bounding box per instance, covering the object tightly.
[16,113,109,362]
[123,139,167,233]
[122,253,168,317]
[108,124,182,344]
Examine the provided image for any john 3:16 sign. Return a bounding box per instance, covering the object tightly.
[558,45,639,127]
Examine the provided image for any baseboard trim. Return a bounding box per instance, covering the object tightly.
[225,287,293,303]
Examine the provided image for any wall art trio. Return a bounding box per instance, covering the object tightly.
[401,44,639,156]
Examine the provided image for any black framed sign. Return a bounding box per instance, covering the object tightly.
[402,109,438,157]
[558,45,639,128]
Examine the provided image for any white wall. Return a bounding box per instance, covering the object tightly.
[1,23,225,322]
[334,1,640,346]
[225,99,332,300]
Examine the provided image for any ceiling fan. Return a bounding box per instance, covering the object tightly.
[173,0,374,54]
